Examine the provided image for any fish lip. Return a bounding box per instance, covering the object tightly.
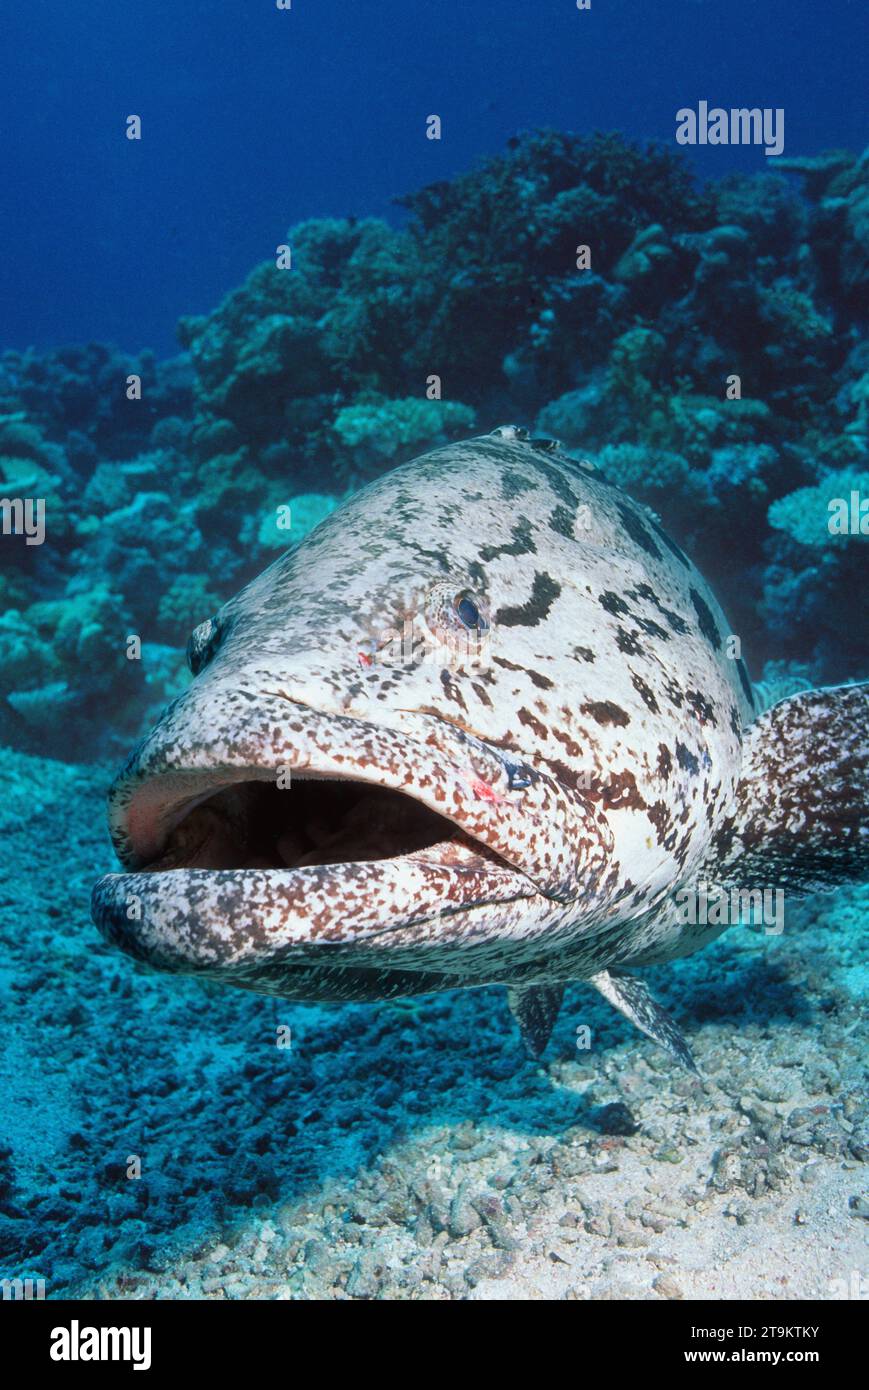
[91,795,540,972]
[91,850,538,976]
[92,693,548,963]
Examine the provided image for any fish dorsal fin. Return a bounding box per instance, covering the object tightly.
[590,970,699,1073]
[705,682,869,895]
[506,983,565,1057]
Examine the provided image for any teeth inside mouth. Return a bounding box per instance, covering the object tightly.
[144,780,473,874]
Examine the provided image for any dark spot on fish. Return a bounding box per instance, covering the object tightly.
[657,743,672,779]
[529,670,554,690]
[495,572,561,627]
[601,865,621,895]
[686,688,717,726]
[615,627,644,656]
[729,705,741,736]
[500,469,535,501]
[710,817,737,861]
[661,607,689,636]
[689,588,722,650]
[493,655,525,674]
[635,616,671,642]
[528,456,580,508]
[572,645,596,663]
[546,757,588,794]
[440,669,468,712]
[553,728,583,757]
[548,504,575,539]
[631,672,659,713]
[596,770,647,812]
[661,676,684,708]
[674,827,694,869]
[480,516,536,563]
[675,741,699,775]
[631,583,689,634]
[517,707,548,740]
[617,504,661,560]
[580,700,630,728]
[471,682,493,708]
[411,544,452,573]
[599,590,630,616]
[467,560,488,588]
[647,799,672,845]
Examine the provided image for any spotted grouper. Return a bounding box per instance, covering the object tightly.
[91,428,869,1067]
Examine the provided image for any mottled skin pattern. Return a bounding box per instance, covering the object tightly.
[701,684,869,896]
[92,429,868,1060]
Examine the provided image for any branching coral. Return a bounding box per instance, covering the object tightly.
[768,467,869,548]
[330,397,475,482]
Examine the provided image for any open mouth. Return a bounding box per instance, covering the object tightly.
[143,777,499,875]
[92,752,542,979]
[91,694,602,984]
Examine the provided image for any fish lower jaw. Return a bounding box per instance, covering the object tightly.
[93,767,542,966]
[90,845,538,975]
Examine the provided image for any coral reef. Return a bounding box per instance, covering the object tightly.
[1,132,867,755]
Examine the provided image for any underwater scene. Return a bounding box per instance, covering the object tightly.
[1,1,867,1309]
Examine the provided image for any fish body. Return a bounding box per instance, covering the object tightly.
[92,429,869,1063]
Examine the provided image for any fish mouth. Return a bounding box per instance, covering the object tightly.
[119,768,530,894]
[142,776,495,875]
[90,693,572,983]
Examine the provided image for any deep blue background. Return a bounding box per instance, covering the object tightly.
[1,0,864,356]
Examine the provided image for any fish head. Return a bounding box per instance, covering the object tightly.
[91,429,659,996]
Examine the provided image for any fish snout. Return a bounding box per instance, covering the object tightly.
[104,678,612,904]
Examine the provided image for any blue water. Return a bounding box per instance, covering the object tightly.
[1,0,865,355]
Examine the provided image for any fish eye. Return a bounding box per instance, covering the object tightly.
[454,593,488,633]
[186,617,219,676]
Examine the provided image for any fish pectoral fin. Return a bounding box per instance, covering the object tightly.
[704,682,869,896]
[589,969,699,1074]
[506,983,565,1058]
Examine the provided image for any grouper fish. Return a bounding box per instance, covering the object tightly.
[91,428,869,1066]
